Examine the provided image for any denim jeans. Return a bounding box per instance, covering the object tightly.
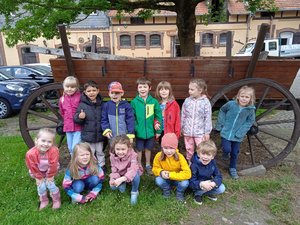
[155,176,189,193]
[110,172,140,193]
[37,180,59,196]
[72,175,100,193]
[194,183,226,197]
[221,138,241,169]
[66,131,81,155]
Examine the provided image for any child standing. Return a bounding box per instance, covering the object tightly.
[74,81,106,168]
[189,140,225,205]
[181,78,212,162]
[215,86,256,179]
[131,77,162,175]
[59,76,81,155]
[109,135,143,205]
[152,133,191,201]
[155,81,181,140]
[25,128,61,210]
[63,142,105,204]
[102,81,135,141]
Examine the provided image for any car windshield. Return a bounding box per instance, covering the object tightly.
[24,65,52,76]
[0,72,14,81]
[238,43,255,53]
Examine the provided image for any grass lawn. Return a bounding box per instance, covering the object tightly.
[0,136,299,225]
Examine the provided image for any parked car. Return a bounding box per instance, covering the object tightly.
[0,65,53,86]
[23,63,52,74]
[0,72,40,119]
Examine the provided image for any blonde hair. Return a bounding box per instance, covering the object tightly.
[63,76,79,90]
[196,139,217,156]
[189,78,208,96]
[110,135,131,155]
[69,142,98,179]
[136,77,151,88]
[155,81,175,102]
[35,128,55,145]
[236,85,256,106]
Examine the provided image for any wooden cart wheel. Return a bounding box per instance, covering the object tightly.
[210,78,300,169]
[19,83,64,148]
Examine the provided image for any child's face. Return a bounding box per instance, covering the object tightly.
[159,87,170,101]
[237,91,251,107]
[114,143,129,159]
[197,151,214,165]
[162,147,176,157]
[64,85,77,96]
[109,91,124,103]
[188,82,202,99]
[84,86,99,102]
[35,132,54,153]
[76,148,91,167]
[137,84,150,99]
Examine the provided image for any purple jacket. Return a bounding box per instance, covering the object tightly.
[109,148,143,182]
[59,91,81,132]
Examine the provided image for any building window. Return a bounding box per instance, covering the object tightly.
[130,17,145,25]
[120,35,131,47]
[260,12,275,18]
[219,33,227,45]
[150,34,161,46]
[135,34,146,47]
[202,33,213,46]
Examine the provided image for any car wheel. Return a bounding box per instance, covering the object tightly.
[0,98,12,119]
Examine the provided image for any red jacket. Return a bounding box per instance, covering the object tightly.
[25,146,60,179]
[163,100,181,139]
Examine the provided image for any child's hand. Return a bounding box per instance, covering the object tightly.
[200,180,213,191]
[154,123,160,131]
[204,134,210,141]
[105,132,113,139]
[35,178,43,186]
[109,180,115,186]
[114,177,126,187]
[155,133,161,140]
[85,192,97,202]
[79,109,86,119]
[161,171,169,179]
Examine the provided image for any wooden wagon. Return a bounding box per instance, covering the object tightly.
[19,24,300,170]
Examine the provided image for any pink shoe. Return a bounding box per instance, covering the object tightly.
[39,193,49,210]
[51,190,61,209]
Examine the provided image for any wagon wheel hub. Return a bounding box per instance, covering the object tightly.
[247,125,259,135]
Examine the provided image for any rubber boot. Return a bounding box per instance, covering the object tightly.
[39,192,49,210]
[51,190,61,209]
[130,191,139,205]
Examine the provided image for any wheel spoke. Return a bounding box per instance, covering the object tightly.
[27,109,58,123]
[222,93,230,102]
[256,98,288,121]
[256,87,270,110]
[254,134,275,158]
[247,135,255,165]
[259,128,291,143]
[257,119,295,126]
[39,95,61,118]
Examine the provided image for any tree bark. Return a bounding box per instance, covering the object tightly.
[175,0,198,57]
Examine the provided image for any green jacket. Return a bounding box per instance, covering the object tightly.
[131,94,162,139]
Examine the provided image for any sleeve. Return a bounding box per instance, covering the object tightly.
[25,150,43,179]
[204,99,212,134]
[62,169,84,203]
[152,152,163,177]
[181,100,187,132]
[109,155,121,181]
[101,102,111,135]
[174,101,181,139]
[89,164,104,197]
[169,154,192,181]
[211,163,223,187]
[189,163,201,191]
[154,100,163,134]
[46,147,60,178]
[123,152,139,182]
[59,97,65,118]
[235,110,256,139]
[73,102,85,124]
[215,102,230,131]
[125,103,135,139]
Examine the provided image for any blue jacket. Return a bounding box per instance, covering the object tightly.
[189,153,222,191]
[74,93,105,143]
[101,100,135,138]
[215,100,256,142]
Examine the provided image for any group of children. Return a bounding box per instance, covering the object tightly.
[25,76,256,209]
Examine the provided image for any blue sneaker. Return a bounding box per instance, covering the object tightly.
[130,191,139,205]
[229,168,239,179]
[145,165,153,175]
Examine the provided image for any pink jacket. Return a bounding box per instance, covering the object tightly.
[59,91,81,132]
[109,148,143,182]
[25,146,60,179]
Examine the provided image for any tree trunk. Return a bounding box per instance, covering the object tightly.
[175,1,198,57]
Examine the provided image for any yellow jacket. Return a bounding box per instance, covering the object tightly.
[152,149,191,181]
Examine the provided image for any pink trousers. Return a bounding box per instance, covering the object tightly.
[184,136,206,161]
